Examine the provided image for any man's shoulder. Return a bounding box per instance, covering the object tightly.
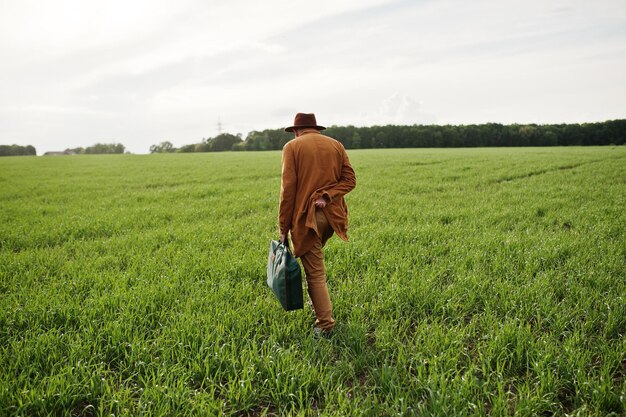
[282,137,299,152]
[319,133,340,142]
[320,134,347,152]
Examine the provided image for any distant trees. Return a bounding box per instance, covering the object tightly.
[150,119,625,154]
[63,143,125,154]
[85,143,125,154]
[150,141,176,153]
[236,120,625,151]
[150,134,244,154]
[243,130,292,151]
[0,144,36,156]
[5,121,625,158]
[64,147,85,154]
[208,133,243,152]
[177,143,197,153]
[328,120,626,149]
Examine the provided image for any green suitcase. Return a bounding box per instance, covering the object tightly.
[267,239,304,311]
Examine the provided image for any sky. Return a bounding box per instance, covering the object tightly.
[1,0,625,154]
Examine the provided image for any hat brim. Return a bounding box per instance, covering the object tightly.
[284,125,326,133]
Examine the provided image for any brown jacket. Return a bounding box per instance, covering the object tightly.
[279,132,356,257]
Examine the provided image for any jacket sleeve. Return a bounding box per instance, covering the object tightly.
[321,147,356,202]
[279,144,297,235]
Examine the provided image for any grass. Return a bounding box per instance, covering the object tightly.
[0,147,625,416]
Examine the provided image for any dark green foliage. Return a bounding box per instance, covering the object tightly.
[243,129,293,151]
[171,120,626,154]
[177,144,197,153]
[207,133,243,152]
[64,146,85,154]
[236,120,625,151]
[0,144,36,156]
[83,143,126,154]
[150,141,176,153]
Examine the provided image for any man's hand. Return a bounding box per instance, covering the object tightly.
[314,197,327,208]
[279,234,286,244]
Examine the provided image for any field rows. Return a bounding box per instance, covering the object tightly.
[1,147,625,416]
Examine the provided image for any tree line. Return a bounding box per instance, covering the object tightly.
[63,143,126,154]
[0,144,36,156]
[150,134,245,153]
[150,120,626,153]
[3,120,624,156]
[0,143,126,156]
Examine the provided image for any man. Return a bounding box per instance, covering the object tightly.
[278,113,356,338]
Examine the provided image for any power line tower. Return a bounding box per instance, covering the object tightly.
[217,116,223,135]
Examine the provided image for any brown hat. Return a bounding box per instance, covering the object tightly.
[284,113,326,132]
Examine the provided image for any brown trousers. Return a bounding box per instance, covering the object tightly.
[299,209,335,330]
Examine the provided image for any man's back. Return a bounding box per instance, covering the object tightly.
[287,132,346,207]
[279,131,356,257]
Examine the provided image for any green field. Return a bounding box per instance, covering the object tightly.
[1,147,625,416]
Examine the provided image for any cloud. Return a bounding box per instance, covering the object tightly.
[354,94,437,126]
[379,94,436,125]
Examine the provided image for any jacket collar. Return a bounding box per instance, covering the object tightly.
[298,129,319,136]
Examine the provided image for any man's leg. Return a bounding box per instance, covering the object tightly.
[300,210,335,331]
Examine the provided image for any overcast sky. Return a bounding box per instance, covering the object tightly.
[1,0,625,154]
